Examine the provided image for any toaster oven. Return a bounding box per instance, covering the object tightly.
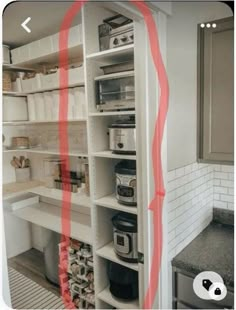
[98,14,134,51]
[95,71,135,111]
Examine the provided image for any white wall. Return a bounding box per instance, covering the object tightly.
[167,2,233,171]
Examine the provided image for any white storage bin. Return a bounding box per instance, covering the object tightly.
[38,36,54,56]
[41,71,59,90]
[43,92,54,120]
[34,93,45,121]
[12,78,22,92]
[11,45,30,64]
[21,73,42,92]
[68,89,75,120]
[28,41,41,59]
[3,96,28,121]
[27,94,36,121]
[69,25,82,47]
[69,66,84,85]
[73,87,86,119]
[52,90,59,120]
[52,33,59,53]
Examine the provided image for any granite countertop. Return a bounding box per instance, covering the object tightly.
[172,209,234,288]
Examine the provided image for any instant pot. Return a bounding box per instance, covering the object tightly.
[112,212,138,263]
[115,160,136,206]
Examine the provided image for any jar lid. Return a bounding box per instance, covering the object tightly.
[115,160,136,175]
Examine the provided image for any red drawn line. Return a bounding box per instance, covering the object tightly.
[58,1,169,309]
[130,1,169,309]
[58,1,87,308]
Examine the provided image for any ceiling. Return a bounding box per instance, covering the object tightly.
[3,1,82,48]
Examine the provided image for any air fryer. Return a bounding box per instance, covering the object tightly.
[108,262,139,300]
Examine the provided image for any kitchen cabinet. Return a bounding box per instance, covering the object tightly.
[198,17,234,164]
[172,269,234,309]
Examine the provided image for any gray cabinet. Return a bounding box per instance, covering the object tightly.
[172,268,234,309]
[198,17,234,164]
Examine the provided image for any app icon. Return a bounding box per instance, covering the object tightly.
[193,271,227,301]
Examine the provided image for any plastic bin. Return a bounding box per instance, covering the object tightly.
[43,230,60,285]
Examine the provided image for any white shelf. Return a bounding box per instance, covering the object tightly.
[89,110,135,117]
[96,242,138,272]
[29,186,91,208]
[95,70,134,81]
[12,201,92,244]
[92,151,136,160]
[3,149,28,153]
[86,44,134,63]
[12,44,83,68]
[98,286,139,309]
[3,180,44,200]
[94,194,137,214]
[26,82,85,94]
[3,119,87,126]
[3,149,88,157]
[3,64,35,72]
[3,91,27,97]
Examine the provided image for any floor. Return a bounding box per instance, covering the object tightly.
[8,248,60,297]
[8,267,65,309]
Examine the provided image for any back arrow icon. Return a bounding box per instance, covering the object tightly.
[21,17,31,33]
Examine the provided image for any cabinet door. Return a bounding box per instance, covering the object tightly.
[198,17,234,163]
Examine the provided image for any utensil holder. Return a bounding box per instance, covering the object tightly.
[15,167,31,183]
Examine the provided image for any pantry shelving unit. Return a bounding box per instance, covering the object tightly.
[3,149,88,157]
[3,118,87,126]
[3,2,169,309]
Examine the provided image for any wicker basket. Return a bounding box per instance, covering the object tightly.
[3,71,12,91]
[12,137,29,149]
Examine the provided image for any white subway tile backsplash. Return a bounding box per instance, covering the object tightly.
[214,172,228,180]
[167,163,234,262]
[221,165,234,173]
[214,200,228,209]
[220,194,234,203]
[221,180,234,188]
[215,186,228,194]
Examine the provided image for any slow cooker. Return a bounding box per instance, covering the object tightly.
[115,160,136,206]
[108,262,139,300]
[112,212,138,263]
[109,118,136,154]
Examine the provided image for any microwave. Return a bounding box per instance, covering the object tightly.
[95,71,135,111]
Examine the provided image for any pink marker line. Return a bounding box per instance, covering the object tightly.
[58,1,169,309]
[58,1,87,308]
[130,1,169,309]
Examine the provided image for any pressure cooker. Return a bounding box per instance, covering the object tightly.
[112,212,138,263]
[115,160,136,206]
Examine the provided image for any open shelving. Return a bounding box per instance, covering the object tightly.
[86,44,134,64]
[12,44,83,68]
[96,241,138,272]
[3,2,168,308]
[3,91,27,97]
[94,194,137,215]
[92,151,136,160]
[89,110,135,117]
[3,64,35,72]
[13,201,92,244]
[3,149,88,157]
[3,118,87,126]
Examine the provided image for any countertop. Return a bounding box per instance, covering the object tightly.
[172,209,234,288]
